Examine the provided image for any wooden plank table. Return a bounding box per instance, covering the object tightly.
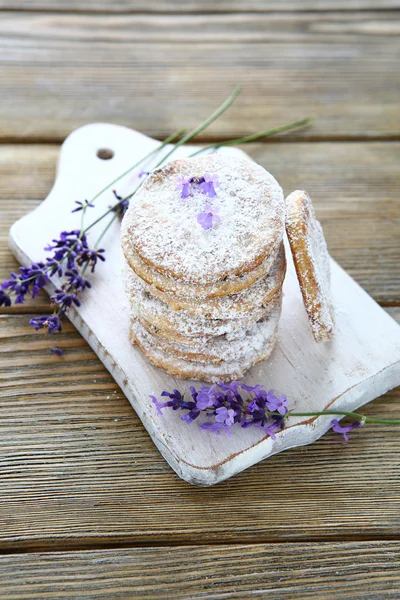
[0,3,399,598]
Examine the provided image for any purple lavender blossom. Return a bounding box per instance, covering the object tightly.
[76,248,105,273]
[197,204,221,230]
[150,381,288,438]
[200,173,219,198]
[138,170,150,178]
[51,289,81,310]
[72,199,94,213]
[50,346,64,356]
[65,269,91,292]
[30,314,62,334]
[0,290,11,307]
[176,173,219,199]
[2,262,49,304]
[112,190,130,218]
[196,385,218,410]
[176,176,190,199]
[215,406,236,427]
[265,392,289,415]
[44,230,87,269]
[331,419,364,442]
[200,422,232,436]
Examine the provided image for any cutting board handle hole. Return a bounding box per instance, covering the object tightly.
[97,148,114,160]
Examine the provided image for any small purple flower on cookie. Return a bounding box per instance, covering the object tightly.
[176,176,191,199]
[197,204,221,230]
[200,173,219,198]
[176,173,219,199]
[331,419,364,442]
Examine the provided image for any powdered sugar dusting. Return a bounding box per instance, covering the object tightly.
[131,244,286,320]
[121,154,285,284]
[132,300,281,365]
[124,261,280,339]
[123,230,281,299]
[130,319,279,383]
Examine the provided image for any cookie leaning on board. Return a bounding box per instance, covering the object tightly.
[121,155,334,382]
[285,190,334,343]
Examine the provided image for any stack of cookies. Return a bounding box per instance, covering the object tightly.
[121,154,287,382]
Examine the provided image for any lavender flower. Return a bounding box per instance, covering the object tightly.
[64,269,91,292]
[29,314,62,334]
[112,190,130,218]
[151,381,287,437]
[0,290,11,307]
[197,204,221,230]
[176,176,190,199]
[138,170,150,178]
[176,173,219,199]
[266,392,289,415]
[331,419,364,442]
[51,289,81,310]
[76,247,105,272]
[72,199,94,213]
[196,385,218,410]
[2,262,49,303]
[44,230,87,269]
[200,173,219,198]
[215,406,236,426]
[50,346,64,356]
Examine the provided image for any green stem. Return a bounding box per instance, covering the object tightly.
[151,86,242,169]
[286,410,400,425]
[189,117,313,157]
[94,212,119,247]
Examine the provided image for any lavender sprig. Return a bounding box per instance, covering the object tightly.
[151,381,400,441]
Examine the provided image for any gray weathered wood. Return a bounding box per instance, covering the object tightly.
[0,542,399,599]
[0,13,399,141]
[0,294,398,541]
[0,1,398,11]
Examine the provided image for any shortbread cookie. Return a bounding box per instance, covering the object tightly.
[125,262,281,340]
[130,320,279,383]
[124,238,281,299]
[134,299,281,365]
[133,244,286,320]
[136,292,282,347]
[121,154,285,285]
[285,190,334,342]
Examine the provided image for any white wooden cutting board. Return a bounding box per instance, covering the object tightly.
[9,123,400,486]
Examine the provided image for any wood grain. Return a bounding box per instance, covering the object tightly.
[1,142,398,315]
[0,543,399,599]
[0,311,399,549]
[0,12,399,141]
[1,1,398,12]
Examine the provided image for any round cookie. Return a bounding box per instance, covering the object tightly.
[121,154,285,285]
[136,292,282,347]
[124,238,281,299]
[285,190,334,342]
[133,244,286,320]
[134,299,281,365]
[124,262,281,340]
[130,320,279,383]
